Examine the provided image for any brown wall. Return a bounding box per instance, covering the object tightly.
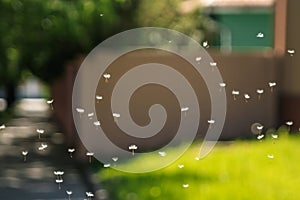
[279,0,300,130]
[52,51,280,151]
[211,51,280,138]
[51,57,89,160]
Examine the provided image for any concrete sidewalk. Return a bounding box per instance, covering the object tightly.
[0,99,95,200]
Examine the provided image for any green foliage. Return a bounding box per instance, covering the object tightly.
[99,134,300,200]
[1,0,122,83]
[134,0,218,42]
[0,0,215,83]
[17,0,121,82]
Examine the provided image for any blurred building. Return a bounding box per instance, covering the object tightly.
[182,0,276,51]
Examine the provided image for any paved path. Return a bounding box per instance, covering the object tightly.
[0,99,93,200]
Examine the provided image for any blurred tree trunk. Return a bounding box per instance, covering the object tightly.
[5,83,16,108]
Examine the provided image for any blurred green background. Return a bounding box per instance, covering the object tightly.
[1,0,299,199]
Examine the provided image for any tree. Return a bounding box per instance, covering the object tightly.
[0,0,217,107]
[0,0,24,107]
[0,0,121,106]
[18,0,121,82]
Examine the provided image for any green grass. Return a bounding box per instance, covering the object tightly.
[98,132,300,200]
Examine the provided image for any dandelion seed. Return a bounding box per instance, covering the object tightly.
[86,152,94,156]
[244,94,250,103]
[96,95,103,103]
[232,90,240,101]
[168,40,172,43]
[68,148,75,158]
[287,49,295,56]
[210,62,217,71]
[208,119,215,129]
[55,179,63,190]
[103,73,111,82]
[256,32,264,38]
[181,107,189,117]
[195,157,200,161]
[210,62,217,67]
[112,113,120,118]
[195,56,202,62]
[86,152,94,163]
[47,99,54,110]
[257,134,264,140]
[54,171,59,177]
[88,112,94,118]
[256,125,264,135]
[56,171,64,177]
[158,151,167,157]
[232,90,240,95]
[104,163,111,168]
[181,107,189,112]
[257,89,264,94]
[208,119,215,126]
[66,190,73,200]
[86,192,94,200]
[256,89,264,100]
[38,146,44,151]
[76,108,84,113]
[129,144,138,155]
[112,157,118,162]
[36,129,45,139]
[219,83,226,88]
[271,134,278,139]
[38,143,48,151]
[93,121,101,128]
[178,164,184,169]
[219,83,226,92]
[22,150,28,162]
[286,121,293,132]
[202,41,209,48]
[267,154,274,159]
[268,82,277,92]
[113,113,120,122]
[0,124,6,130]
[268,82,277,87]
[36,129,44,134]
[182,184,189,188]
[47,99,54,104]
[76,108,85,118]
[251,123,264,136]
[96,95,103,100]
[54,171,64,179]
[99,13,104,17]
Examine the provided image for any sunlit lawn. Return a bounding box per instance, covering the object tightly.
[98,131,300,200]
